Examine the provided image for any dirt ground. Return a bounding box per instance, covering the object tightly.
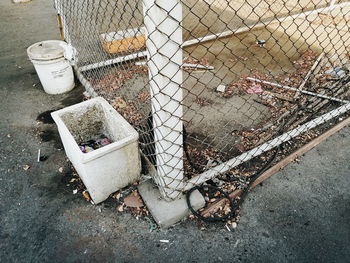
[1,1,350,262]
[73,0,350,156]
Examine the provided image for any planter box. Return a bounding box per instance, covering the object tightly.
[100,27,146,54]
[51,97,141,204]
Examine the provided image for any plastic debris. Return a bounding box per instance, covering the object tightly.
[325,67,348,79]
[82,190,91,201]
[79,135,111,153]
[246,82,263,94]
[216,85,226,93]
[256,39,266,47]
[23,164,30,171]
[159,240,169,243]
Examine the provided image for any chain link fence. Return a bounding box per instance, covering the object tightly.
[54,0,350,201]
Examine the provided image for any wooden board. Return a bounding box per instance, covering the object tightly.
[101,35,145,54]
[250,116,350,188]
[200,116,350,215]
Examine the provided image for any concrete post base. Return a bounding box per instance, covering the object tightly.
[138,180,205,228]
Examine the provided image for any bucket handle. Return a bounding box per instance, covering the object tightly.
[60,42,78,66]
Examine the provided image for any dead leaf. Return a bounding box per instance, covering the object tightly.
[114,98,127,108]
[124,192,144,208]
[112,192,121,200]
[23,164,30,170]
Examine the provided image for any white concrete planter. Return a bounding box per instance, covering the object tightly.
[51,97,141,204]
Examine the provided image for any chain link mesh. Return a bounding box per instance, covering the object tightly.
[54,0,350,200]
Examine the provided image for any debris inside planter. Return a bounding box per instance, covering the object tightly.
[78,135,111,153]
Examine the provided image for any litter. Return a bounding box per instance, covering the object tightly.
[117,204,124,212]
[79,135,111,153]
[216,85,226,93]
[37,149,41,162]
[159,240,169,243]
[256,39,266,47]
[82,190,91,201]
[246,82,263,94]
[325,67,348,78]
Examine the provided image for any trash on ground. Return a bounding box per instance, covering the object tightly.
[117,204,124,212]
[246,82,263,94]
[82,190,91,201]
[23,164,30,170]
[79,135,111,153]
[325,67,348,79]
[159,240,169,243]
[256,39,266,47]
[216,84,226,93]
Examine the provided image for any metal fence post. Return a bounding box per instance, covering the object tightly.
[143,0,184,200]
[54,0,72,44]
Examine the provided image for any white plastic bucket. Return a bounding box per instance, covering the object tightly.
[27,40,74,95]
